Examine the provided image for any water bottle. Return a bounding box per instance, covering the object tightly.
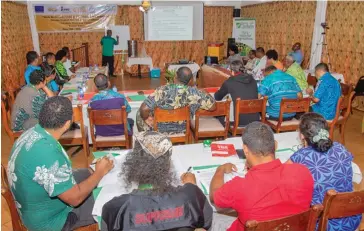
[78,87,84,100]
[207,56,211,65]
[112,85,117,92]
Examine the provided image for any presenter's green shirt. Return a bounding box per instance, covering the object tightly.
[7,124,76,231]
[101,36,117,57]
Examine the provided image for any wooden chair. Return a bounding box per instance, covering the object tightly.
[327,91,355,144]
[246,204,323,231]
[191,100,231,142]
[1,164,98,231]
[307,73,317,88]
[59,105,90,167]
[318,189,364,231]
[153,106,191,144]
[1,91,22,145]
[266,98,311,133]
[88,106,131,151]
[229,97,267,136]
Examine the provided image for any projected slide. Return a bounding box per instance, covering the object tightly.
[147,6,193,41]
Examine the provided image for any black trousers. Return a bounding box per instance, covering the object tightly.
[102,55,114,76]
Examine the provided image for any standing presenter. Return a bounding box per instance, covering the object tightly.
[101,29,119,77]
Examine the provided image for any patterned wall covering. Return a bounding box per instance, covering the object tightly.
[1,2,33,91]
[325,1,364,110]
[241,1,316,68]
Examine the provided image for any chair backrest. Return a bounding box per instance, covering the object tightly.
[340,83,353,96]
[246,204,323,231]
[153,106,190,134]
[318,189,364,231]
[88,106,129,143]
[235,97,268,123]
[196,100,231,118]
[307,74,317,88]
[279,97,311,115]
[1,91,14,137]
[331,91,355,124]
[1,165,27,231]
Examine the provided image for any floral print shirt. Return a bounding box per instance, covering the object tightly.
[290,142,361,231]
[137,84,215,134]
[7,124,75,231]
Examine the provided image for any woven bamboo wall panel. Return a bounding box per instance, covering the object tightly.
[38,32,104,67]
[1,2,33,91]
[325,1,364,85]
[241,1,316,67]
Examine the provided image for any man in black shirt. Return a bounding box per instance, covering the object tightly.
[102,131,213,231]
[214,60,259,127]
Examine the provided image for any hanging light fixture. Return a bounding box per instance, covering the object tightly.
[139,0,155,13]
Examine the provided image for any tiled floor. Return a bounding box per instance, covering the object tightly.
[1,74,364,230]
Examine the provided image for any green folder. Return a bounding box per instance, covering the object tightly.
[60,89,78,94]
[92,151,120,159]
[128,95,147,101]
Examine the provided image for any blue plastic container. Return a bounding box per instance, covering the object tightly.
[150,68,161,78]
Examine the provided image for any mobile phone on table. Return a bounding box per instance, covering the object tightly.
[236,149,246,159]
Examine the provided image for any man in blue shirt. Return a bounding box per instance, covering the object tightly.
[90,74,133,136]
[291,42,304,65]
[307,63,341,120]
[259,66,302,120]
[24,51,41,84]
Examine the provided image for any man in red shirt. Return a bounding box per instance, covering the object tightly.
[209,122,314,231]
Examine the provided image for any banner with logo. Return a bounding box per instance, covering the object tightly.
[232,18,256,50]
[34,4,117,32]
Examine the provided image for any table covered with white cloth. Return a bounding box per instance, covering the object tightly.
[304,70,345,83]
[126,57,153,69]
[91,131,362,230]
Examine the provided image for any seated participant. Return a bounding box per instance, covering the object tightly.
[102,131,213,231]
[89,74,133,136]
[259,66,302,121]
[24,51,41,84]
[284,53,308,91]
[214,60,259,126]
[291,42,304,65]
[209,122,314,231]
[45,52,56,65]
[55,49,72,82]
[252,47,267,74]
[226,44,241,65]
[40,62,59,94]
[266,49,283,70]
[62,47,75,76]
[137,67,216,134]
[307,63,341,120]
[244,50,258,70]
[7,96,114,231]
[11,70,54,132]
[287,113,361,231]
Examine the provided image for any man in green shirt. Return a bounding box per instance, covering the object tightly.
[101,30,119,77]
[284,53,309,92]
[7,96,114,231]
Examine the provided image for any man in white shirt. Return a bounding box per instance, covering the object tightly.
[62,47,75,77]
[252,47,267,74]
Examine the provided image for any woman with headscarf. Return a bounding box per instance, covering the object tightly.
[101,131,213,231]
[287,113,361,231]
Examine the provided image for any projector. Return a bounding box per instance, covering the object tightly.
[179,59,189,64]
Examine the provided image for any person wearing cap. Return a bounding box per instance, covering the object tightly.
[101,131,213,231]
[11,70,54,132]
[89,73,133,136]
[136,66,216,134]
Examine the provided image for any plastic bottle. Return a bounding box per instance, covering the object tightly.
[78,87,84,100]
[112,85,118,92]
[207,56,211,65]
